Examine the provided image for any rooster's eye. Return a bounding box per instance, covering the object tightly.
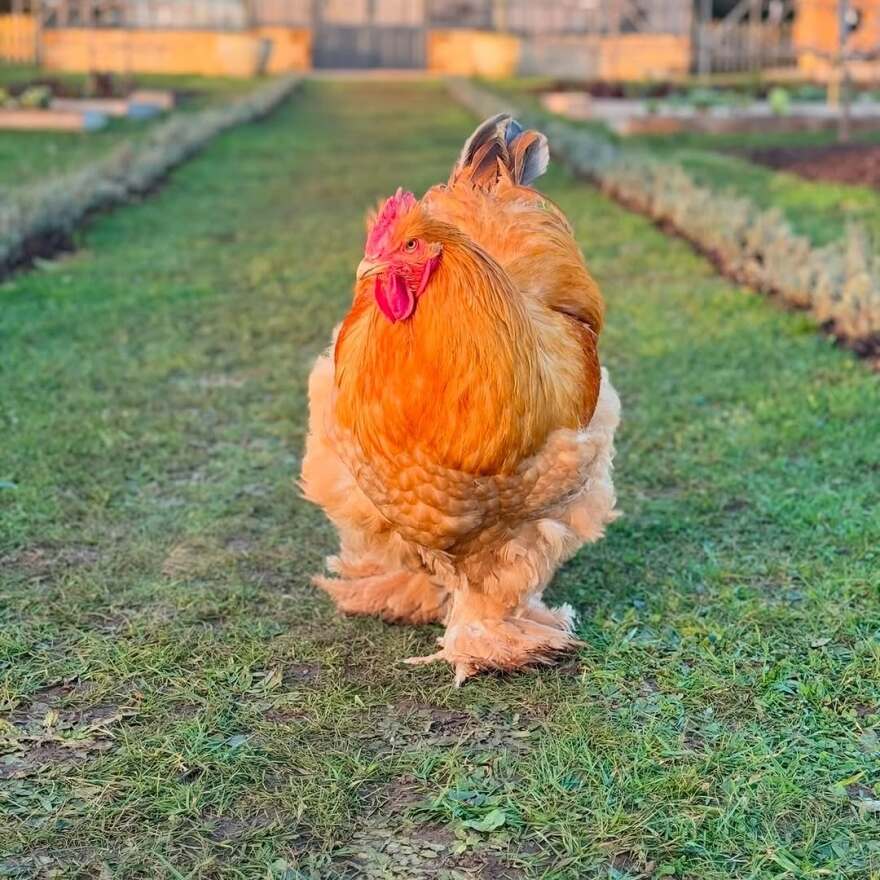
[405,239,418,252]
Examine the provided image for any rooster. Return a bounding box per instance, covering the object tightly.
[301,114,620,684]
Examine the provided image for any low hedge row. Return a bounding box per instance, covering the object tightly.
[0,76,300,278]
[447,79,880,353]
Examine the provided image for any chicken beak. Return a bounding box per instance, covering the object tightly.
[357,258,387,281]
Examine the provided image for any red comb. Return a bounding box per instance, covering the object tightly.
[366,187,417,257]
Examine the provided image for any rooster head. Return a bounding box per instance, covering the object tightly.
[358,188,442,323]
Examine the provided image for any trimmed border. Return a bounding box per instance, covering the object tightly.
[0,76,300,281]
[446,78,880,361]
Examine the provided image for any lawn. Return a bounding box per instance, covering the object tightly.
[1,79,879,880]
[485,78,880,249]
[0,64,257,189]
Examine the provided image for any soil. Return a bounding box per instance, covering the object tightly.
[8,74,132,99]
[745,142,880,191]
[533,80,676,99]
[533,80,810,100]
[6,75,199,104]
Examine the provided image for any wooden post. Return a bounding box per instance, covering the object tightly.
[838,0,851,142]
[33,0,43,65]
[698,0,712,79]
[749,0,762,70]
[492,0,508,33]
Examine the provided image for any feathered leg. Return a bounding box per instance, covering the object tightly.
[315,567,449,625]
[405,586,581,685]
[406,373,620,684]
[302,351,450,626]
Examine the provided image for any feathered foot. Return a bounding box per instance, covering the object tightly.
[404,593,582,685]
[315,569,449,625]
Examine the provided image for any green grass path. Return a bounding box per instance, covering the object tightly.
[1,81,879,880]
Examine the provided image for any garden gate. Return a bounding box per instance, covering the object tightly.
[310,1,425,69]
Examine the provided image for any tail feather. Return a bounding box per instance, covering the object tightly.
[456,112,508,169]
[510,130,548,188]
[453,114,549,190]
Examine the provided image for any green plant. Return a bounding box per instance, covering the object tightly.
[688,87,720,113]
[768,86,791,116]
[17,85,51,109]
[793,84,826,102]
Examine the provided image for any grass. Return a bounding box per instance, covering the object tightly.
[0,63,257,189]
[485,77,880,248]
[1,79,879,880]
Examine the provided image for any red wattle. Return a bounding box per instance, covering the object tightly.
[375,273,414,323]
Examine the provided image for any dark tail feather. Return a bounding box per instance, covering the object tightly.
[453,114,549,189]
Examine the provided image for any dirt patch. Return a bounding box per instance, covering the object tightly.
[846,781,876,800]
[2,544,101,580]
[744,143,880,191]
[334,777,525,880]
[208,811,277,842]
[283,663,322,686]
[609,852,658,878]
[263,705,309,724]
[0,849,104,880]
[533,80,678,99]
[161,539,230,580]
[1,688,133,780]
[682,729,705,752]
[339,825,526,879]
[355,701,541,757]
[6,680,95,720]
[358,775,428,815]
[1,230,77,281]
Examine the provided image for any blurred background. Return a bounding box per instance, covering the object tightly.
[0,0,877,82]
[1,2,879,203]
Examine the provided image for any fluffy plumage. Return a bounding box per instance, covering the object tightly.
[301,115,620,683]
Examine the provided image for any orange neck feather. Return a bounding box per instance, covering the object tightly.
[334,237,549,474]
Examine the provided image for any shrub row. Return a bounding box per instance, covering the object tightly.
[0,76,300,277]
[447,78,880,352]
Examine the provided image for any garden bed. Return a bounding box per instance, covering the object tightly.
[0,74,174,130]
[745,142,880,191]
[4,73,163,101]
[450,78,880,359]
[0,106,106,131]
[542,90,880,137]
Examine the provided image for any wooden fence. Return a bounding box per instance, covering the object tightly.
[0,13,37,63]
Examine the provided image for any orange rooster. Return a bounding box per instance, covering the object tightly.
[301,114,620,683]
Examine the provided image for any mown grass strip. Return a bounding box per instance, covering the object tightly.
[0,75,299,280]
[448,79,880,359]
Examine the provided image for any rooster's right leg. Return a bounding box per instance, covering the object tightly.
[405,587,580,685]
[404,518,592,684]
